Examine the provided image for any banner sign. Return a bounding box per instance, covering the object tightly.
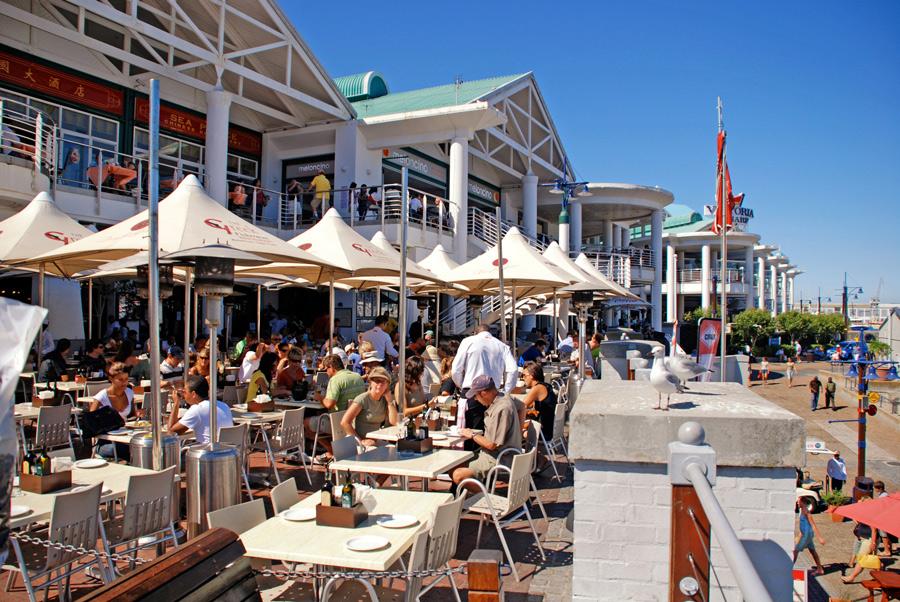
[0,50,124,115]
[134,98,262,155]
[696,318,721,382]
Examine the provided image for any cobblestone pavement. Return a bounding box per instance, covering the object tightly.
[750,360,899,602]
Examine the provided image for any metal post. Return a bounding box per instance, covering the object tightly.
[496,207,505,344]
[206,296,222,444]
[718,98,728,382]
[147,79,164,471]
[256,285,262,335]
[856,351,867,483]
[578,309,586,384]
[192,291,199,338]
[183,267,191,392]
[398,167,409,412]
[511,287,517,356]
[137,161,143,206]
[328,278,335,353]
[434,292,440,348]
[87,278,93,339]
[36,264,45,370]
[96,150,103,206]
[251,189,257,225]
[34,113,43,172]
[552,290,558,351]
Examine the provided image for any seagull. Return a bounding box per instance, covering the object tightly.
[650,347,683,411]
[665,352,712,385]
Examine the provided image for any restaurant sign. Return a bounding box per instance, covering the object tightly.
[0,50,124,115]
[468,180,500,204]
[134,98,262,156]
[382,149,447,183]
[284,157,335,180]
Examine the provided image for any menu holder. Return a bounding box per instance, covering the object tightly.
[316,503,368,528]
[247,399,275,412]
[21,470,72,494]
[397,437,433,454]
[32,392,62,407]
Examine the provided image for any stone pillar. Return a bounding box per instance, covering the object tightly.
[570,380,804,602]
[570,201,582,254]
[744,246,755,311]
[204,85,232,204]
[769,264,778,316]
[650,210,664,331]
[521,172,538,238]
[788,275,795,311]
[700,244,711,310]
[449,137,469,263]
[666,244,676,323]
[757,256,766,310]
[780,271,788,315]
[603,220,614,251]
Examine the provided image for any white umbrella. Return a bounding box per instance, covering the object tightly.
[447,227,573,346]
[415,244,468,346]
[573,253,640,300]
[0,191,94,364]
[335,231,440,290]
[543,242,629,298]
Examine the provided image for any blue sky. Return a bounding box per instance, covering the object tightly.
[291,1,900,303]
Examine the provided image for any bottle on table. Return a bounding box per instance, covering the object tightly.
[321,471,333,507]
[340,471,354,508]
[22,450,34,475]
[39,450,51,475]
[405,416,416,440]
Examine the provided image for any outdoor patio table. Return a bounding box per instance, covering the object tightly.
[364,426,480,449]
[272,398,325,411]
[10,462,156,530]
[330,447,473,491]
[33,380,88,393]
[239,488,451,572]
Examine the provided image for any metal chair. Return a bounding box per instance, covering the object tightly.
[312,409,347,456]
[206,498,266,535]
[457,448,545,582]
[252,408,312,486]
[546,403,570,471]
[270,478,300,515]
[417,493,467,601]
[8,483,114,601]
[218,423,252,497]
[105,466,179,569]
[31,404,74,453]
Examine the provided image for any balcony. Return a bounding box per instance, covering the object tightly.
[0,100,54,204]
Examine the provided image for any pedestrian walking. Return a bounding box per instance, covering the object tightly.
[793,500,825,576]
[873,481,893,557]
[809,375,821,411]
[824,376,837,410]
[759,357,770,386]
[826,451,847,492]
[785,357,796,387]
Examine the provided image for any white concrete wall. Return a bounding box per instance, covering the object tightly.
[573,461,795,601]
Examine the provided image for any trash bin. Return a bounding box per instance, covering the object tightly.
[185,443,240,538]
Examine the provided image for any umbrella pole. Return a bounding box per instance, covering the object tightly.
[552,289,558,351]
[398,167,409,413]
[434,292,440,348]
[193,291,198,338]
[375,286,381,318]
[87,278,93,340]
[328,276,335,352]
[147,78,164,471]
[511,287,517,357]
[183,267,191,392]
[496,207,505,344]
[36,263,45,370]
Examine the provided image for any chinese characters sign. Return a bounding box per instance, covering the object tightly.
[0,51,124,115]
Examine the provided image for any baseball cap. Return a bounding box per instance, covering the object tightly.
[466,375,497,398]
[168,346,184,359]
[368,366,391,382]
[424,330,434,338]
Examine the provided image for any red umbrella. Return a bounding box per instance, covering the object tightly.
[834,493,900,537]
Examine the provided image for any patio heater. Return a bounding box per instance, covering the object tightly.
[567,283,596,386]
[185,255,241,538]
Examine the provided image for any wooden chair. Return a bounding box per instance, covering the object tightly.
[457,448,545,582]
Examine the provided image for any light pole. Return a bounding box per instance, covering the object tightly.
[546,176,591,255]
[838,272,863,330]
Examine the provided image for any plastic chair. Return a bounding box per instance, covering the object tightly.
[418,493,467,601]
[206,498,266,535]
[31,404,74,454]
[457,448,545,582]
[312,409,347,457]
[547,403,570,470]
[332,434,360,462]
[218,423,252,497]
[9,483,114,601]
[270,478,299,515]
[253,408,311,486]
[105,466,179,568]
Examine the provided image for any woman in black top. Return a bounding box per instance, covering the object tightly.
[521,361,558,438]
[39,338,71,382]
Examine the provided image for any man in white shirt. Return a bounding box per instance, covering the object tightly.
[269,313,288,335]
[451,324,518,395]
[168,375,233,444]
[239,350,260,383]
[409,193,423,217]
[557,330,575,356]
[825,451,847,492]
[361,316,398,363]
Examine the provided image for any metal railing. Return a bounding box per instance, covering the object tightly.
[668,422,774,602]
[678,268,744,284]
[467,206,548,252]
[579,250,631,287]
[582,245,655,269]
[0,99,56,178]
[378,183,456,237]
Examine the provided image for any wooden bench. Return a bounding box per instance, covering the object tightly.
[82,528,260,602]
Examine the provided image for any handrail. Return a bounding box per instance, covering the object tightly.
[0,98,57,179]
[467,206,547,251]
[579,250,631,287]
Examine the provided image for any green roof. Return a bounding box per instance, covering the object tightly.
[333,71,389,103]
[344,73,529,118]
[664,217,713,234]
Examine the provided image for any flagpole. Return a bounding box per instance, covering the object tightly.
[718,97,728,382]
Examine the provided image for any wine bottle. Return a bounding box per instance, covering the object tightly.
[405,416,416,440]
[321,471,333,507]
[40,450,51,475]
[22,451,32,475]
[340,471,354,508]
[32,450,44,476]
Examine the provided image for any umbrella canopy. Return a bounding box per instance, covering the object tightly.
[573,253,641,300]
[543,242,625,298]
[529,300,577,318]
[0,192,93,276]
[446,227,573,297]
[236,208,436,284]
[17,176,329,277]
[834,493,900,538]
[334,231,441,290]
[413,244,469,296]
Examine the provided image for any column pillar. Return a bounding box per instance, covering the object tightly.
[621,224,631,249]
[449,136,469,263]
[744,245,755,311]
[780,271,788,315]
[700,244,711,310]
[204,85,232,204]
[650,209,663,331]
[788,275,795,311]
[521,172,538,238]
[666,244,676,323]
[603,220,614,251]
[757,256,766,309]
[570,201,582,254]
[769,263,778,316]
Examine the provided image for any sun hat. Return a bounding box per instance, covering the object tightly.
[359,351,383,364]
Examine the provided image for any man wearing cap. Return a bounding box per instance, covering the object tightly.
[306,354,367,459]
[159,346,184,377]
[361,315,399,365]
[451,375,522,492]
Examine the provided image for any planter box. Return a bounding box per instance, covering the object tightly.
[315,503,367,528]
[21,470,72,494]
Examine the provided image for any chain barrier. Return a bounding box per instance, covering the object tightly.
[254,564,466,581]
[9,532,153,566]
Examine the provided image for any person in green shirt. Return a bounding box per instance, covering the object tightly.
[231,331,258,362]
[305,354,366,457]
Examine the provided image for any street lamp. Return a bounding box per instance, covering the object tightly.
[541,175,591,254]
[837,272,863,329]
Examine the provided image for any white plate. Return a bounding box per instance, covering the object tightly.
[237,412,259,418]
[72,485,113,496]
[107,428,130,435]
[74,458,108,469]
[431,433,448,440]
[376,514,418,529]
[345,535,390,552]
[10,505,31,518]
[280,507,316,522]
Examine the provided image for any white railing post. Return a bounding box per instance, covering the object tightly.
[251,187,257,225]
[276,192,282,233]
[34,113,43,172]
[350,187,355,227]
[136,161,143,206]
[96,150,103,205]
[0,100,4,154]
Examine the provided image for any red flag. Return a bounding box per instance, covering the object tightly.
[713,131,744,234]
